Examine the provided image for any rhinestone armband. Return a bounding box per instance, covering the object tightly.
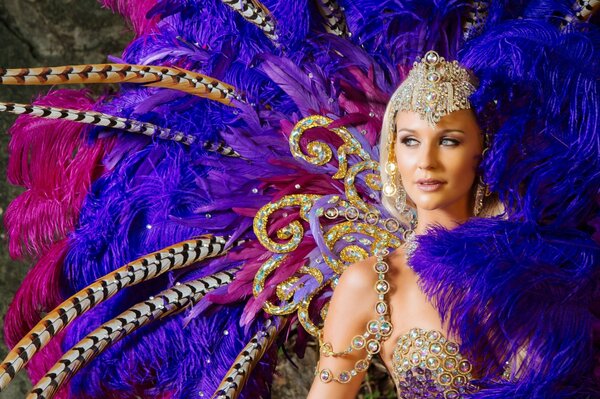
[315,248,394,384]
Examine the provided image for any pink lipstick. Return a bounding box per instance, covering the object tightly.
[416,178,445,192]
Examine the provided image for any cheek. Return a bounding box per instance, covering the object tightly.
[394,147,416,180]
[447,151,480,187]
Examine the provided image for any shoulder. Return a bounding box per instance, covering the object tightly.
[322,257,379,336]
[336,256,378,293]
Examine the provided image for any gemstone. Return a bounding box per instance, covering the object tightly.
[446,342,459,355]
[319,369,332,383]
[458,359,472,373]
[453,375,466,387]
[444,357,457,370]
[338,371,351,383]
[367,320,380,334]
[426,357,440,370]
[425,51,439,64]
[427,72,440,82]
[355,359,369,372]
[427,330,441,341]
[411,352,420,364]
[374,261,389,273]
[430,343,442,354]
[446,390,459,399]
[426,92,437,102]
[351,335,366,349]
[375,280,389,294]
[325,207,339,219]
[415,338,424,347]
[439,372,452,385]
[366,339,381,354]
[375,302,387,315]
[379,321,392,336]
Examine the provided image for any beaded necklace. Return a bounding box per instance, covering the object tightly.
[315,233,417,384]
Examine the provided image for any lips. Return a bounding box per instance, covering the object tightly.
[415,178,445,192]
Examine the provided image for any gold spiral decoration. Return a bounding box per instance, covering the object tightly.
[253,194,320,253]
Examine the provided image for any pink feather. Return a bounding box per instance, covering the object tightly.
[98,0,159,35]
[5,89,113,259]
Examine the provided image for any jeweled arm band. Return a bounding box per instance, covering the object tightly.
[315,249,394,384]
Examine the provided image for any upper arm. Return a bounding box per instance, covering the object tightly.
[307,258,378,399]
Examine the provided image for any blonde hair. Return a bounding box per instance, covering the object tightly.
[379,84,407,221]
[378,86,504,220]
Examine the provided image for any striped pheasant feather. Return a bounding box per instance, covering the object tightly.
[212,319,282,399]
[27,269,238,399]
[0,236,241,391]
[221,0,277,42]
[0,64,238,104]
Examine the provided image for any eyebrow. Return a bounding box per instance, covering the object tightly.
[438,129,465,135]
[396,128,466,135]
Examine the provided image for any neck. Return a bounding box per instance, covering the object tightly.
[413,200,472,235]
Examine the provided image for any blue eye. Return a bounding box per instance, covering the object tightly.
[440,138,460,146]
[401,137,419,147]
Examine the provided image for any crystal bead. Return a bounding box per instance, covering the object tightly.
[375,301,387,315]
[453,375,466,387]
[338,371,351,383]
[430,342,442,354]
[355,359,369,372]
[426,357,440,370]
[319,369,332,383]
[366,339,381,354]
[446,342,459,355]
[375,280,389,294]
[425,51,439,64]
[351,335,366,349]
[367,320,379,334]
[374,261,389,273]
[444,357,457,370]
[439,372,452,385]
[446,390,459,399]
[379,321,392,336]
[427,72,440,82]
[458,359,472,373]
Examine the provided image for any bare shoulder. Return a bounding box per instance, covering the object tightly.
[322,256,379,337]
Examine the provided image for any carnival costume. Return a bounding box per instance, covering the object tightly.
[0,1,599,399]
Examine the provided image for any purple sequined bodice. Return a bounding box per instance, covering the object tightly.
[392,328,478,399]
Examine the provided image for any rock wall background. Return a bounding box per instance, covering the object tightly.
[0,1,391,398]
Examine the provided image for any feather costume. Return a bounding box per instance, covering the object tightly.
[1,0,599,398]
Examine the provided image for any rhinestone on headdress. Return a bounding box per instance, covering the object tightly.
[390,50,477,126]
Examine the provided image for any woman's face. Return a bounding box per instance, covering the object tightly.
[394,109,483,214]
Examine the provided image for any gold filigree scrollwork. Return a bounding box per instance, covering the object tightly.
[253,194,320,253]
[297,281,332,337]
[323,221,401,274]
[344,159,380,213]
[290,115,371,170]
[253,255,325,316]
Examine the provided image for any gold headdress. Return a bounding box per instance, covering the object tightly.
[390,50,478,126]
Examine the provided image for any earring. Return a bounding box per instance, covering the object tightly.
[473,177,490,216]
[383,162,398,197]
[395,185,407,214]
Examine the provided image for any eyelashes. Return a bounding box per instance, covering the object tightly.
[399,137,461,147]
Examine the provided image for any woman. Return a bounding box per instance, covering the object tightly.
[0,2,598,398]
[309,52,489,399]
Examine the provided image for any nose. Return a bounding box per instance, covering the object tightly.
[417,141,439,170]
